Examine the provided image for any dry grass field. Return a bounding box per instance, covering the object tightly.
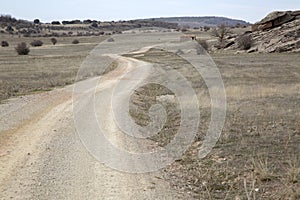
[0,35,107,101]
[126,49,300,199]
[0,33,299,199]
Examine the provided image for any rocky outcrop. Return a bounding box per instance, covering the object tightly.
[228,10,300,53]
[250,18,300,53]
[252,10,300,31]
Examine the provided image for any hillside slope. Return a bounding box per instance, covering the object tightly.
[147,16,250,28]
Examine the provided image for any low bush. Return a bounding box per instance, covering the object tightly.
[1,41,9,47]
[50,38,57,45]
[72,39,79,44]
[30,40,43,47]
[196,39,209,51]
[15,42,30,55]
[237,34,253,50]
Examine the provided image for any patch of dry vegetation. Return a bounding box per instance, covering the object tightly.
[126,49,300,199]
[0,35,107,102]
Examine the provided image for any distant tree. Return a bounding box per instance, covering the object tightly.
[212,24,230,43]
[62,21,70,25]
[15,42,30,55]
[83,19,92,24]
[70,20,81,24]
[50,38,57,45]
[1,41,9,47]
[203,26,210,31]
[34,19,40,24]
[91,22,98,28]
[51,21,61,25]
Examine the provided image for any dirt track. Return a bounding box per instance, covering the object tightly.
[0,55,189,199]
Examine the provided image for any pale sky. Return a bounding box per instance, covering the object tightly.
[1,0,299,23]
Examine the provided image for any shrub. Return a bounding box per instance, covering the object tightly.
[181,28,188,32]
[212,24,230,43]
[30,40,43,47]
[34,19,40,24]
[196,39,209,51]
[15,42,30,55]
[50,38,57,45]
[1,41,9,47]
[237,34,253,50]
[6,25,14,33]
[91,22,98,28]
[72,39,79,44]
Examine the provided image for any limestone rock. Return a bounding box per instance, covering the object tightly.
[252,10,299,31]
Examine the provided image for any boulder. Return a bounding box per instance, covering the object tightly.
[257,21,273,31]
[224,41,235,48]
[247,47,258,53]
[291,10,300,16]
[259,11,287,24]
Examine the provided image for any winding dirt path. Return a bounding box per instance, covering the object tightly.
[0,53,190,199]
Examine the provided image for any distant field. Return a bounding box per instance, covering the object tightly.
[0,35,107,101]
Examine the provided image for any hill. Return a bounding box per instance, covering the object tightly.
[0,14,178,37]
[146,16,251,28]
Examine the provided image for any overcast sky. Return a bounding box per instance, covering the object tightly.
[1,0,299,23]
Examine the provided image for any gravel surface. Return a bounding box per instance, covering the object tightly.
[0,51,191,199]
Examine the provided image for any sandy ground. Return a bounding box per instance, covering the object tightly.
[0,54,190,199]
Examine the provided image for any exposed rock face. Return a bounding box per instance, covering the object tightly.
[228,10,300,53]
[250,18,300,53]
[252,10,300,31]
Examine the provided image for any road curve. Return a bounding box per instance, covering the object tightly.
[0,53,190,199]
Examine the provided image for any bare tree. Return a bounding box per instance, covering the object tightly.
[212,24,230,43]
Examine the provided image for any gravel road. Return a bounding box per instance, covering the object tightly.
[0,52,190,199]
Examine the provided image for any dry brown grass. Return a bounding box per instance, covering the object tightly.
[286,156,300,184]
[226,84,300,100]
[0,35,107,102]
[251,158,274,182]
[126,49,300,199]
